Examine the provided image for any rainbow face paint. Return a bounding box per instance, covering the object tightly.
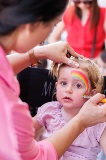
[71,70,89,95]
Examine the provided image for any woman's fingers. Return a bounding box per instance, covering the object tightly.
[63,56,79,67]
[86,93,105,105]
[59,41,83,67]
[66,42,83,58]
[78,93,106,128]
[33,41,83,68]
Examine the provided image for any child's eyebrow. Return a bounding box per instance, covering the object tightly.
[72,78,85,82]
[58,78,67,82]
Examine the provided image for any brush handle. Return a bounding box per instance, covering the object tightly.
[83,95,106,103]
[101,98,106,103]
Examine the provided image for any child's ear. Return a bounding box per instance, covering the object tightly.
[89,89,97,96]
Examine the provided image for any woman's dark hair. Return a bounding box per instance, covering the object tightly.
[0,0,68,35]
[75,0,100,28]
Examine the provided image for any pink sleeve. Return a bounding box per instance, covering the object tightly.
[0,79,58,160]
[35,140,58,160]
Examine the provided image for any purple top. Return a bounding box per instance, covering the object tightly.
[37,101,106,160]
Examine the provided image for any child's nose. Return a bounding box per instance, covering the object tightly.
[66,84,73,93]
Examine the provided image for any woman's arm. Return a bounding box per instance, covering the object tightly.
[32,116,44,139]
[7,41,81,75]
[33,116,43,132]
[47,115,84,158]
[46,93,106,158]
[7,52,31,75]
[48,21,65,43]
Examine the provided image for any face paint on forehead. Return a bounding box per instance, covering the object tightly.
[71,70,89,95]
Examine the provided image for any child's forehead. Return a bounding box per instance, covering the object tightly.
[59,67,89,80]
[70,69,88,80]
[70,69,86,76]
[60,67,87,76]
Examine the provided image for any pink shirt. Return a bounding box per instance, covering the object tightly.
[37,101,106,160]
[0,46,57,160]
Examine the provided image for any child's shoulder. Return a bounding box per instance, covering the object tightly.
[37,101,61,114]
[36,101,62,126]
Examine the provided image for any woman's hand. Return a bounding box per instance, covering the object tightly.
[8,41,82,75]
[33,41,83,68]
[77,93,106,128]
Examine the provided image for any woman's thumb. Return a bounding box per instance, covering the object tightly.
[88,93,105,104]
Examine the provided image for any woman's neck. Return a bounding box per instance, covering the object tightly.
[81,9,90,26]
[0,32,17,54]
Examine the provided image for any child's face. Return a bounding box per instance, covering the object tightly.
[56,66,92,110]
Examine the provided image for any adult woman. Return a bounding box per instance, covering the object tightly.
[49,0,106,58]
[0,0,106,160]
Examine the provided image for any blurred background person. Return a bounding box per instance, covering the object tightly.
[49,0,106,58]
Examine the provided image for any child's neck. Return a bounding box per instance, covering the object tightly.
[61,107,80,122]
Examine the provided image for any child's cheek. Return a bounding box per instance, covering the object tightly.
[75,90,86,102]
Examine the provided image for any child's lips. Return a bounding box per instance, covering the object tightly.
[63,97,73,102]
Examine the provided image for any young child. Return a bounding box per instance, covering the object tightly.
[33,57,106,160]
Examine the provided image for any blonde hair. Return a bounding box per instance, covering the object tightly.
[51,57,104,93]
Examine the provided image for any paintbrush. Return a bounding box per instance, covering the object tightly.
[83,95,106,103]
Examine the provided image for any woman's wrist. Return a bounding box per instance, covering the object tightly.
[72,115,86,132]
[33,46,48,60]
[27,46,47,67]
